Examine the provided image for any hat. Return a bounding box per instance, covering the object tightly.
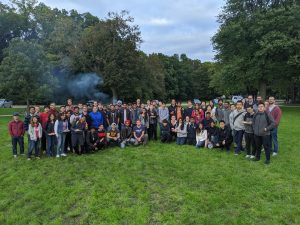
[13,112,20,116]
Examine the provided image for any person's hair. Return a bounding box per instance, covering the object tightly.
[196,123,204,134]
[60,105,65,109]
[58,113,66,121]
[258,102,265,106]
[236,100,243,104]
[48,113,56,121]
[225,101,230,105]
[218,99,223,103]
[219,120,225,124]
[29,106,35,110]
[74,106,79,110]
[30,116,38,126]
[162,119,168,124]
[187,100,192,103]
[44,105,49,109]
[247,105,253,109]
[206,111,211,115]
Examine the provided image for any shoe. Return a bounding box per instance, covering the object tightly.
[250,155,255,159]
[13,155,17,158]
[261,148,264,152]
[264,160,270,164]
[252,158,260,161]
[20,153,25,156]
[272,152,278,156]
[36,156,40,159]
[27,158,31,160]
[234,153,239,156]
[245,155,251,158]
[61,153,67,157]
[56,155,60,158]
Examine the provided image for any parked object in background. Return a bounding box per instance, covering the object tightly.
[231,96,243,103]
[0,99,13,108]
[193,99,201,104]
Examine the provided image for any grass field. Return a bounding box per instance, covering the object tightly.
[0,107,299,225]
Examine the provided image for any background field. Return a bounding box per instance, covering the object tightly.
[0,107,299,225]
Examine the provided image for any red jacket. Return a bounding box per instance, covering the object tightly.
[269,105,282,127]
[39,112,49,129]
[8,120,25,137]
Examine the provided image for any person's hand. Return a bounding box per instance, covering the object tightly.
[264,128,267,132]
[222,140,225,145]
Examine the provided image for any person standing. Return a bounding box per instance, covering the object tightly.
[215,99,225,122]
[231,100,246,155]
[158,102,169,126]
[27,116,42,160]
[168,99,176,119]
[55,113,69,157]
[148,104,158,141]
[243,106,256,159]
[8,112,25,158]
[252,102,276,164]
[45,114,57,157]
[268,96,282,156]
[89,106,103,129]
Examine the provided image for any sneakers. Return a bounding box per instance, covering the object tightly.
[56,155,60,158]
[245,155,251,158]
[20,153,25,156]
[36,156,40,160]
[13,155,17,158]
[27,158,31,160]
[61,153,67,157]
[250,155,255,159]
[272,152,278,156]
[234,153,239,156]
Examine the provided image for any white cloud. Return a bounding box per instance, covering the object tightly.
[147,18,174,26]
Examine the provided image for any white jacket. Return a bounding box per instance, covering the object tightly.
[28,123,42,141]
[196,129,207,142]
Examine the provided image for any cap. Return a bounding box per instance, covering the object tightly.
[13,112,20,116]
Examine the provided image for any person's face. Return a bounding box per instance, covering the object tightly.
[35,106,40,113]
[33,117,38,123]
[137,121,141,126]
[123,104,127,109]
[188,101,192,107]
[201,102,206,107]
[177,102,181,107]
[206,113,211,119]
[60,107,65,113]
[66,112,70,118]
[61,114,66,120]
[137,99,141,104]
[78,103,83,109]
[82,106,87,112]
[258,104,265,112]
[93,101,98,107]
[190,118,195,123]
[171,99,176,105]
[247,107,253,114]
[218,101,223,106]
[199,123,203,129]
[74,108,79,113]
[171,115,176,121]
[30,108,35,114]
[110,105,114,111]
[50,103,55,109]
[147,100,150,105]
[13,115,19,121]
[248,96,253,102]
[44,107,49,113]
[269,97,275,105]
[224,103,229,109]
[50,114,55,120]
[236,102,243,110]
[65,106,70,111]
[264,101,269,108]
[230,105,236,111]
[163,122,167,126]
[162,103,165,108]
[185,116,190,122]
[93,107,97,112]
[68,100,72,105]
[99,125,104,131]
[257,96,262,102]
[179,119,183,123]
[220,122,225,129]
[210,122,215,127]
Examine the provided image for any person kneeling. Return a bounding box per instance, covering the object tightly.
[97,124,107,150]
[106,123,121,147]
[218,120,233,152]
[207,121,219,149]
[120,120,135,148]
[133,120,148,146]
[160,119,171,143]
[195,123,207,148]
[86,127,100,152]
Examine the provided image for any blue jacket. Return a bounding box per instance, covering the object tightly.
[89,111,103,128]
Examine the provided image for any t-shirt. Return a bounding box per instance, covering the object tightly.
[133,125,145,138]
[108,128,119,138]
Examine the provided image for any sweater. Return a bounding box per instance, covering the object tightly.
[252,111,276,136]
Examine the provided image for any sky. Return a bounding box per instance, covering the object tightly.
[4,0,225,62]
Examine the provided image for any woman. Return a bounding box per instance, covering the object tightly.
[64,110,73,153]
[175,117,187,145]
[28,116,42,160]
[170,115,177,141]
[55,113,69,157]
[139,108,149,131]
[71,116,87,155]
[45,113,57,157]
[195,123,207,148]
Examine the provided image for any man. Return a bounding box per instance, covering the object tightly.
[158,102,169,125]
[130,102,140,127]
[49,102,58,116]
[86,127,99,152]
[243,105,256,159]
[133,120,148,146]
[202,112,214,129]
[268,96,282,156]
[168,99,176,119]
[107,105,119,126]
[215,99,224,122]
[8,112,25,158]
[184,100,194,118]
[119,103,131,129]
[252,102,276,164]
[148,104,158,141]
[120,120,134,148]
[67,98,74,112]
[223,101,231,127]
[80,105,92,129]
[89,106,103,129]
[39,105,50,153]
[160,119,171,143]
[70,106,80,124]
[24,106,39,131]
[218,120,233,152]
[106,123,120,147]
[186,117,197,145]
[230,100,246,155]
[244,95,258,112]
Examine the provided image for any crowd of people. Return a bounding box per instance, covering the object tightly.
[8,96,282,164]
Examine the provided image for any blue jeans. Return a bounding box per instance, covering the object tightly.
[196,140,205,148]
[270,128,278,153]
[176,137,186,145]
[234,130,244,154]
[28,139,40,158]
[47,135,56,156]
[12,136,24,155]
[57,133,66,156]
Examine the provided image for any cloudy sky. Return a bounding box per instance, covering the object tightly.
[5,0,225,61]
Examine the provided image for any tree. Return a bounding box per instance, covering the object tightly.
[0,39,57,107]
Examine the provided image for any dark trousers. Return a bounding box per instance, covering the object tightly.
[234,130,244,153]
[218,139,232,151]
[64,132,73,153]
[12,136,24,155]
[148,123,157,141]
[245,132,256,156]
[41,130,47,152]
[187,137,196,145]
[46,135,56,156]
[254,135,271,161]
[161,134,171,143]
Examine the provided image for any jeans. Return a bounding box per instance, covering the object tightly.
[28,139,40,158]
[270,128,278,153]
[176,137,186,145]
[254,135,271,161]
[196,140,205,148]
[11,136,24,155]
[234,130,244,153]
[57,133,66,156]
[47,135,56,156]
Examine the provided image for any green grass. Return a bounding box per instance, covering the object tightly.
[0,107,299,225]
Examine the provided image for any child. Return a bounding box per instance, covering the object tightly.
[8,112,25,158]
[28,116,42,160]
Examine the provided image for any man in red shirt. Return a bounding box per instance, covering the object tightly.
[8,112,25,158]
[39,105,50,153]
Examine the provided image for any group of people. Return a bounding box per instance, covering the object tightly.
[8,96,282,164]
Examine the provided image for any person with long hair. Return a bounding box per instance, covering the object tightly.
[175,117,187,145]
[195,123,207,148]
[55,113,69,157]
[45,113,57,157]
[27,116,42,160]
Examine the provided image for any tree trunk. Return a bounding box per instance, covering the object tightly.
[258,81,267,101]
[26,98,30,111]
[111,87,118,104]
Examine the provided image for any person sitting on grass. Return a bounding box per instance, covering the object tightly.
[97,124,107,150]
[27,116,42,160]
[55,113,69,157]
[207,120,219,149]
[86,127,100,152]
[133,120,148,146]
[202,112,214,129]
[175,117,187,145]
[160,119,171,143]
[195,123,207,149]
[218,120,233,152]
[106,123,121,147]
[8,112,25,158]
[120,120,134,148]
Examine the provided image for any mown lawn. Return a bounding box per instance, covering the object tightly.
[0,107,299,225]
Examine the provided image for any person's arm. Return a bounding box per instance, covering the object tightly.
[273,107,282,126]
[8,122,13,137]
[39,124,43,138]
[54,121,58,137]
[21,121,25,136]
[266,113,276,131]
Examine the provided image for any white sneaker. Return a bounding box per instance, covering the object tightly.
[13,155,17,158]
[245,155,251,158]
[234,153,239,156]
[250,155,255,159]
[272,152,278,156]
[27,158,31,160]
[61,153,67,157]
[56,155,60,158]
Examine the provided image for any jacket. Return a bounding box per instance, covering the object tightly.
[28,123,43,141]
[175,123,187,138]
[230,109,246,131]
[8,120,25,137]
[252,111,276,136]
